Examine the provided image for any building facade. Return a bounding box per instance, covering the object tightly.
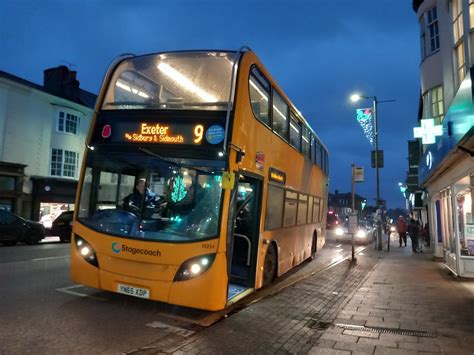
[0,66,96,222]
[413,0,474,277]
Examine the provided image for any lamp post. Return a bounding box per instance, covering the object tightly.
[350,94,395,251]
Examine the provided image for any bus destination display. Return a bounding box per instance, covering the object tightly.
[99,121,226,146]
[124,122,204,144]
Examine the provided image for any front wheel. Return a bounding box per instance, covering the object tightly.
[263,244,277,286]
[26,232,42,245]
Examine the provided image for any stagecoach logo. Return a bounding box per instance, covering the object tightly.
[112,242,121,253]
[111,242,162,257]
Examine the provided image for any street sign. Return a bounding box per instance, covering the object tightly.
[348,213,358,234]
[371,150,384,168]
[354,167,364,182]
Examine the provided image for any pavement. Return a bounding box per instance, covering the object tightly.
[162,235,474,355]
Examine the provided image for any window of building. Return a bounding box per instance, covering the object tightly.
[249,67,270,126]
[453,0,464,43]
[272,90,289,140]
[289,114,301,151]
[58,111,80,135]
[297,194,308,225]
[420,7,440,60]
[51,148,79,178]
[0,176,15,191]
[455,41,466,87]
[422,86,445,124]
[431,86,444,124]
[265,185,285,230]
[283,190,298,227]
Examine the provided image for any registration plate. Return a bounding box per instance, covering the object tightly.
[117,284,150,299]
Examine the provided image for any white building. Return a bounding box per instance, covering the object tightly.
[0,66,96,222]
[413,0,474,276]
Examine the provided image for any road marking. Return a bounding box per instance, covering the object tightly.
[56,285,89,297]
[33,256,68,261]
[145,321,195,337]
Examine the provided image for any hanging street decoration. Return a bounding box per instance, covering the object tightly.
[356,108,375,146]
[413,118,443,145]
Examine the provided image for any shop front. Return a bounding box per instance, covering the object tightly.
[0,161,26,214]
[418,68,474,277]
[31,176,77,224]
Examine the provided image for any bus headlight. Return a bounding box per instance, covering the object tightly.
[356,230,367,239]
[174,254,216,281]
[335,227,344,236]
[74,235,99,267]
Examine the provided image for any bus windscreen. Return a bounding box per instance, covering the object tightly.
[77,150,224,242]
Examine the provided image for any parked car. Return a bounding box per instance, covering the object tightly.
[334,220,375,245]
[0,210,45,245]
[326,212,341,230]
[50,211,73,242]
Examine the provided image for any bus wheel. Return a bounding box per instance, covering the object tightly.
[311,232,317,259]
[263,244,277,286]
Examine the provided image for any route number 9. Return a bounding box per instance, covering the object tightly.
[194,124,204,144]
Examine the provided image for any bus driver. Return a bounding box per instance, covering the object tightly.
[123,178,163,218]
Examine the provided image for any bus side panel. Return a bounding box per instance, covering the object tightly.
[168,252,228,311]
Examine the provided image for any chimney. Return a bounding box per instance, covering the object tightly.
[43,66,80,102]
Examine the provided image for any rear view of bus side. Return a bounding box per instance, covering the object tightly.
[71,49,329,311]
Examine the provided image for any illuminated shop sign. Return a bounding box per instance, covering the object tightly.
[269,167,286,184]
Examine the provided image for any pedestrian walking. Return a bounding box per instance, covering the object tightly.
[396,216,407,247]
[408,218,420,253]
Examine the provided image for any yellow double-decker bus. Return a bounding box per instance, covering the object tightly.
[71,49,329,311]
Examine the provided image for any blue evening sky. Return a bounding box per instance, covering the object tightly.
[0,0,419,208]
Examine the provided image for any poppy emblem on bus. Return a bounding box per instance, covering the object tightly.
[112,242,121,254]
[102,124,112,138]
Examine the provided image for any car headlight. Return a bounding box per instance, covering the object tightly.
[174,254,216,281]
[390,226,396,232]
[356,230,367,239]
[335,227,344,236]
[74,235,99,267]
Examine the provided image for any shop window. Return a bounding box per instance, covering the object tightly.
[265,185,284,230]
[456,178,473,257]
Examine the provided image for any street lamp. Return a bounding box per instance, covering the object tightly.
[350,93,395,251]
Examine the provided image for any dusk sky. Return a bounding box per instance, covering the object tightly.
[0,0,420,209]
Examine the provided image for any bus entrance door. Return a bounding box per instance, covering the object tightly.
[228,175,262,301]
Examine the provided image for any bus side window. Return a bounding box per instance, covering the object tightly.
[249,67,270,126]
[283,190,298,227]
[272,90,289,141]
[289,114,301,152]
[265,185,284,230]
[297,194,308,225]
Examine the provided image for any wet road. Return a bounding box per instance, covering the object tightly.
[0,234,367,354]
